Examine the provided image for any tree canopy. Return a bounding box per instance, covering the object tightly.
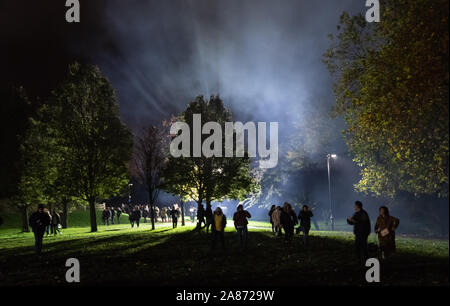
[162,96,257,220]
[46,63,133,232]
[323,0,449,198]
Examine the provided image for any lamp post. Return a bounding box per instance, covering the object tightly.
[327,154,337,231]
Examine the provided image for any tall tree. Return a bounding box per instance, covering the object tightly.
[162,96,256,228]
[15,103,65,231]
[51,63,133,232]
[131,124,168,230]
[323,0,449,198]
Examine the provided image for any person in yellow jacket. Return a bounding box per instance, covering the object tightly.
[211,207,227,250]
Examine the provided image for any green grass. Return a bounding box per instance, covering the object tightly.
[0,210,448,286]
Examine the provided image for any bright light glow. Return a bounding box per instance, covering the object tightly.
[331,154,337,159]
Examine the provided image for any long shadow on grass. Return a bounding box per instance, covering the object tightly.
[0,229,448,286]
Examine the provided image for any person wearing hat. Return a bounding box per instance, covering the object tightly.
[28,204,51,256]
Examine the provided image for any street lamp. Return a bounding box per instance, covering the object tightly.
[327,154,337,231]
[128,183,133,205]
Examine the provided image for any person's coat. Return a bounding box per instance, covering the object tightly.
[102,210,110,220]
[233,210,251,227]
[211,214,227,232]
[298,210,313,229]
[280,210,298,228]
[29,211,51,232]
[272,210,281,228]
[51,213,61,225]
[347,209,371,236]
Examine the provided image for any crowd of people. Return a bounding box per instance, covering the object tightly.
[28,205,63,255]
[28,200,400,264]
[101,204,183,229]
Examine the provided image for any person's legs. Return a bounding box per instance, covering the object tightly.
[34,230,44,255]
[211,231,217,249]
[355,235,364,263]
[276,226,281,237]
[136,219,140,228]
[236,227,243,248]
[362,234,369,261]
[131,221,134,228]
[243,226,248,248]
[219,231,225,249]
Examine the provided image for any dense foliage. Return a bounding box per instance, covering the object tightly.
[323,0,449,198]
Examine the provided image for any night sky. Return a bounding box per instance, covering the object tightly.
[1,0,370,207]
[2,0,363,129]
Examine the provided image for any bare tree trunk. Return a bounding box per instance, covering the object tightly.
[181,200,185,226]
[21,206,29,232]
[61,199,68,228]
[89,198,97,232]
[149,195,155,230]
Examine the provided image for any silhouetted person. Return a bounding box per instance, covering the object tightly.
[296,205,313,245]
[211,207,226,250]
[102,208,110,226]
[116,208,122,224]
[233,204,251,250]
[29,204,51,256]
[142,207,149,223]
[272,206,282,236]
[268,205,276,233]
[51,210,62,235]
[205,205,213,233]
[154,206,160,222]
[280,202,298,242]
[131,207,141,228]
[347,201,371,264]
[170,206,179,228]
[129,209,135,227]
[110,207,115,224]
[44,208,52,237]
[375,206,400,259]
[197,205,205,229]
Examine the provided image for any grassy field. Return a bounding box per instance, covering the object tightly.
[0,210,448,286]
